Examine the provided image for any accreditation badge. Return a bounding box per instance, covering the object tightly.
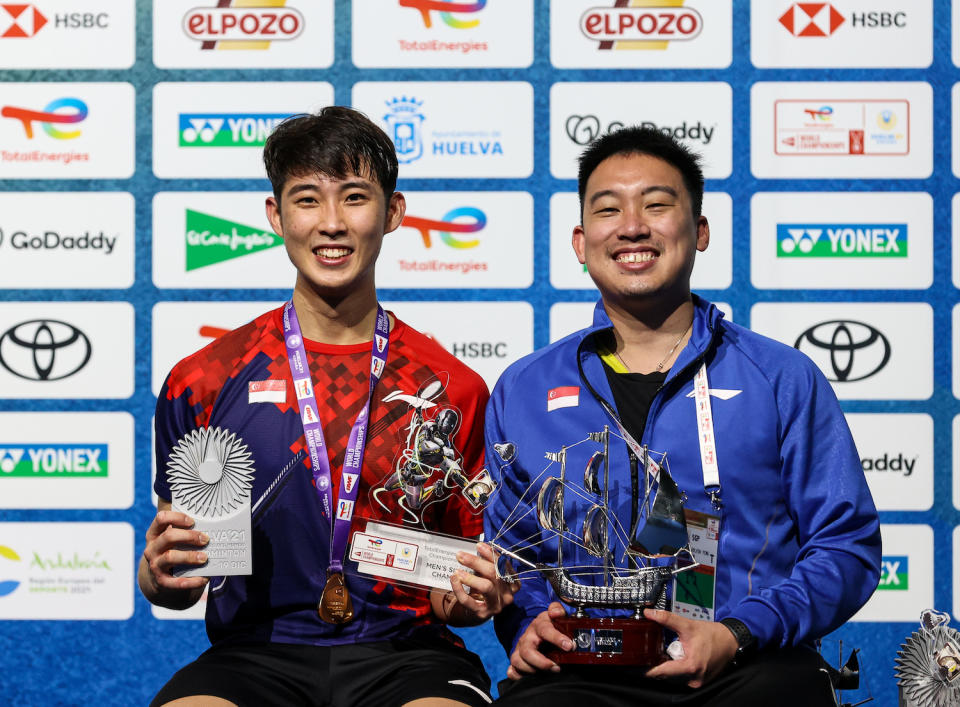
[672,508,720,621]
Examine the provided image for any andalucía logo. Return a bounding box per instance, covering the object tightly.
[185,209,282,271]
[1,97,87,139]
[776,223,907,258]
[178,112,291,148]
[580,0,703,50]
[0,3,46,37]
[0,545,19,597]
[0,444,108,477]
[399,0,486,29]
[401,207,486,248]
[183,1,305,50]
[383,97,425,164]
[878,555,909,590]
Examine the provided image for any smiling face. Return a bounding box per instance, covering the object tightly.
[265,170,405,302]
[573,152,709,315]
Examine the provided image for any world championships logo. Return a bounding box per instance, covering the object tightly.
[0,319,92,381]
[793,320,890,383]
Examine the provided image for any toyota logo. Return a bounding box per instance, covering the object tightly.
[0,319,92,381]
[794,320,890,382]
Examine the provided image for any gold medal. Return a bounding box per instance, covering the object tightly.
[318,571,354,624]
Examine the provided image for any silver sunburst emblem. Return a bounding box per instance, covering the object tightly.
[167,427,255,517]
[896,622,960,707]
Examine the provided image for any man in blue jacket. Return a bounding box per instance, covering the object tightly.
[484,126,881,706]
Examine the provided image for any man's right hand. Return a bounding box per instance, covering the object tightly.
[137,500,209,609]
[507,601,573,680]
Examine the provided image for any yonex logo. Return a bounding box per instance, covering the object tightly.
[0,444,107,477]
[178,113,291,148]
[776,224,907,258]
[0,3,46,37]
[878,555,909,590]
[1,97,87,139]
[399,0,486,29]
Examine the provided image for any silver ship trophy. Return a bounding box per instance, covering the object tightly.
[490,426,696,665]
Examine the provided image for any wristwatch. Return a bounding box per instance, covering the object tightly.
[720,617,757,667]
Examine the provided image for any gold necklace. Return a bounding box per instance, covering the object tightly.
[615,322,692,373]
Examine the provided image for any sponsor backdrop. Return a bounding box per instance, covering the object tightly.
[0,0,955,703]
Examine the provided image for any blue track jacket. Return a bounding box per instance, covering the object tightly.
[484,296,881,654]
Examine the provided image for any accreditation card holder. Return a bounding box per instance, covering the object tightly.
[672,508,720,621]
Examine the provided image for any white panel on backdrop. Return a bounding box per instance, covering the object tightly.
[0,192,134,289]
[850,524,932,622]
[953,416,960,511]
[152,82,334,179]
[0,0,135,69]
[153,0,333,69]
[381,301,533,391]
[846,413,932,512]
[549,192,731,291]
[0,82,134,179]
[0,522,134,619]
[750,302,932,400]
[352,0,533,68]
[550,82,732,180]
[152,301,284,396]
[0,412,134,510]
[751,0,932,68]
[953,305,960,400]
[750,192,932,289]
[550,301,733,344]
[751,82,933,179]
[951,86,960,178]
[953,195,960,286]
[351,82,533,179]
[378,192,533,289]
[549,0,732,69]
[0,302,134,399]
[153,192,293,289]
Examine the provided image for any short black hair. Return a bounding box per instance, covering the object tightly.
[263,106,398,201]
[577,126,704,220]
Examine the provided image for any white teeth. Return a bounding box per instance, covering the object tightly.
[316,247,350,258]
[616,252,656,263]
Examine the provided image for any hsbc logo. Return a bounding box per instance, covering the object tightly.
[0,4,46,37]
[779,4,907,37]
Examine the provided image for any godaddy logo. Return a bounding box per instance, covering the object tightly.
[0,545,20,597]
[0,444,107,477]
[776,224,907,258]
[878,555,908,591]
[185,209,282,271]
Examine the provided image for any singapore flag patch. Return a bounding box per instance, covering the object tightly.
[547,386,580,412]
[249,379,286,404]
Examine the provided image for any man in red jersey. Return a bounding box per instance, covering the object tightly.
[139,107,512,707]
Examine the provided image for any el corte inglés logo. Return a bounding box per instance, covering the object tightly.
[185,209,282,271]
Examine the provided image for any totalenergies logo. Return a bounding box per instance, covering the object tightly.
[399,0,486,29]
[0,3,47,38]
[0,545,20,597]
[1,97,88,139]
[402,207,486,249]
[803,105,833,122]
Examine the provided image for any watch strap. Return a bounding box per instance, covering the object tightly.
[720,617,757,666]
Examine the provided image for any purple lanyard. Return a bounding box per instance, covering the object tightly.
[282,301,390,573]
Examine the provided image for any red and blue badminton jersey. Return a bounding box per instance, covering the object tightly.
[154,306,488,647]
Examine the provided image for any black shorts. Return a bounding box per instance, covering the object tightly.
[494,646,836,707]
[150,637,492,707]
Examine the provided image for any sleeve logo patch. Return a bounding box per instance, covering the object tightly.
[249,379,286,404]
[547,385,580,411]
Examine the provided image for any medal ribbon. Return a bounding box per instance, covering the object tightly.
[282,300,390,573]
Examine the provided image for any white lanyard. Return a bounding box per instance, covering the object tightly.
[693,362,722,509]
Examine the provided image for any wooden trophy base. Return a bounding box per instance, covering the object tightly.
[543,615,666,666]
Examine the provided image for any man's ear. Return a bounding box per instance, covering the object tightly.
[696,215,710,252]
[266,196,283,238]
[572,224,587,265]
[385,191,406,234]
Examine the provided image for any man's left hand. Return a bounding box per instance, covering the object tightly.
[448,542,518,622]
[642,608,739,688]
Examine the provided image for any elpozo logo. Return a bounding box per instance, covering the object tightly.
[580,1,703,49]
[183,2,304,49]
[776,223,907,258]
[0,319,92,381]
[399,0,486,28]
[778,3,906,37]
[793,320,890,382]
[185,209,282,271]
[0,444,107,477]
[179,112,291,148]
